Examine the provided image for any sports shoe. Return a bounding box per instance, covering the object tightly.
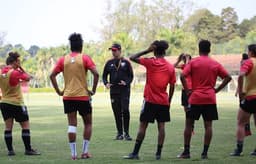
[230,149,242,156]
[81,152,92,159]
[115,134,123,140]
[123,153,139,159]
[25,149,41,155]
[201,153,208,159]
[124,134,132,141]
[8,150,16,156]
[250,150,256,156]
[245,130,252,137]
[71,156,78,160]
[155,154,161,160]
[177,152,190,159]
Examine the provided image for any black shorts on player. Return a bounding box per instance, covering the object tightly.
[63,100,92,116]
[186,104,218,121]
[0,103,29,122]
[140,101,170,123]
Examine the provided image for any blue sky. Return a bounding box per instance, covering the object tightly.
[0,0,255,49]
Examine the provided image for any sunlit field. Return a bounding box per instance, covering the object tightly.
[0,91,255,164]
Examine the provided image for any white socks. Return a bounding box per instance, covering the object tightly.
[69,142,77,157]
[82,140,90,154]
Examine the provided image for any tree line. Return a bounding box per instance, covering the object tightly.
[0,0,255,88]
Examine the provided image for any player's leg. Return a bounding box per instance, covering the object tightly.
[251,113,256,155]
[177,118,194,159]
[200,104,218,159]
[178,104,199,159]
[156,122,165,160]
[0,103,15,155]
[124,121,148,159]
[67,112,78,160]
[201,120,212,159]
[155,104,170,160]
[81,113,92,159]
[182,90,195,135]
[230,108,250,156]
[4,118,15,155]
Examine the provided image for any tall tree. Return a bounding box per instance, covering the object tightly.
[220,7,239,42]
[239,16,256,38]
[28,45,40,57]
[183,9,222,43]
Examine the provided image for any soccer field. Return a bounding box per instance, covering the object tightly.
[0,92,255,164]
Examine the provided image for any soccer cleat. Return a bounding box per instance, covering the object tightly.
[155,154,161,160]
[124,134,132,141]
[71,156,78,160]
[115,134,124,140]
[25,149,41,155]
[245,130,252,137]
[123,153,139,159]
[250,150,256,156]
[8,150,16,156]
[201,153,208,159]
[81,152,92,159]
[177,152,190,159]
[230,149,242,156]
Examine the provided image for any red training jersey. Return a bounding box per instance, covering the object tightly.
[1,66,29,86]
[182,55,228,104]
[139,57,176,105]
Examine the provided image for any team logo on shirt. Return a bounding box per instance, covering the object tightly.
[1,73,7,78]
[70,57,75,63]
[121,62,126,67]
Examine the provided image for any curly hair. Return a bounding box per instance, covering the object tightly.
[152,40,169,56]
[6,52,20,65]
[69,33,83,52]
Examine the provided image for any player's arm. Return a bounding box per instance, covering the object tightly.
[174,54,184,69]
[50,71,63,96]
[168,84,175,104]
[237,72,246,100]
[18,66,33,81]
[129,44,155,63]
[102,61,112,89]
[88,67,99,96]
[180,73,191,96]
[215,74,232,94]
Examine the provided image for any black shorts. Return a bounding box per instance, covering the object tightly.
[63,100,92,116]
[240,99,256,114]
[186,104,218,121]
[181,89,189,107]
[0,103,29,122]
[140,101,170,123]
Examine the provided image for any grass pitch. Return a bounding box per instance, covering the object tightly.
[0,91,255,164]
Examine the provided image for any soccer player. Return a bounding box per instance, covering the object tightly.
[177,40,231,159]
[102,43,134,141]
[0,52,40,156]
[174,53,195,135]
[230,44,256,156]
[235,53,253,137]
[50,33,99,160]
[124,40,176,160]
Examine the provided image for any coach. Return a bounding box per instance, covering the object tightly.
[102,43,134,141]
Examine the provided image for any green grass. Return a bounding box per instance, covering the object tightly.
[0,91,255,163]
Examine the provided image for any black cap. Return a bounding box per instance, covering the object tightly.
[109,43,121,50]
